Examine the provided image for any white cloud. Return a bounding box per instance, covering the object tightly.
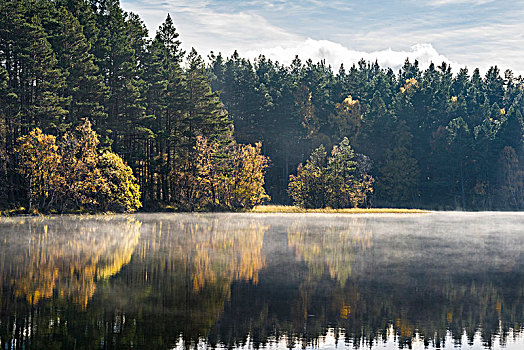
[121,0,524,75]
[243,40,462,72]
[123,1,462,71]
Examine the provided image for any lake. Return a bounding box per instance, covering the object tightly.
[1,212,523,349]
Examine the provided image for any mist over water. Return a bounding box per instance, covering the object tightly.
[1,212,523,349]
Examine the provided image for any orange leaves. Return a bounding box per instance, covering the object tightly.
[340,304,351,319]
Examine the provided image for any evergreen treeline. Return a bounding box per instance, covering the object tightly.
[210,54,524,209]
[1,0,523,211]
[0,0,268,212]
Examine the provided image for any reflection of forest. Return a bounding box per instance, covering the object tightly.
[208,215,524,349]
[0,216,141,308]
[0,214,269,349]
[1,214,524,349]
[80,214,270,348]
[288,217,373,286]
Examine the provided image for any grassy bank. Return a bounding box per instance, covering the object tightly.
[251,205,430,214]
[1,205,430,216]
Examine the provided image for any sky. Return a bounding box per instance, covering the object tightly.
[120,0,524,75]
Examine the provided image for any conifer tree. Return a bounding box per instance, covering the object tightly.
[50,7,108,131]
[142,14,187,203]
[0,1,67,134]
[91,0,147,165]
[185,48,230,147]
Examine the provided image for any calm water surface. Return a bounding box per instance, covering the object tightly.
[1,212,523,349]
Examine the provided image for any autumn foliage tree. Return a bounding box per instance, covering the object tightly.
[16,129,65,211]
[225,141,270,209]
[16,121,141,213]
[97,152,142,212]
[60,120,104,209]
[288,145,328,208]
[4,0,524,211]
[173,136,270,211]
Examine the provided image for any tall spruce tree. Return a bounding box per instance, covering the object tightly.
[92,0,146,163]
[142,14,187,204]
[50,7,108,132]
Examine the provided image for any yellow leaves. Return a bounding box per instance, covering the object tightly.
[288,218,372,287]
[400,78,418,93]
[500,108,506,115]
[11,218,141,309]
[451,96,458,103]
[496,300,502,315]
[228,142,270,208]
[342,95,359,108]
[173,136,270,210]
[16,121,142,212]
[184,219,268,292]
[16,128,66,210]
[337,95,360,114]
[289,138,373,209]
[97,151,142,212]
[396,318,415,338]
[331,95,362,144]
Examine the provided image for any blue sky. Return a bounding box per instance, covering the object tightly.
[120,0,524,74]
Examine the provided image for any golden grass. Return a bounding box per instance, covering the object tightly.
[251,205,429,214]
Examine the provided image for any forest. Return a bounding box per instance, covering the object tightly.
[1,0,523,212]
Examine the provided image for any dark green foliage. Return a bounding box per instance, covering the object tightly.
[48,6,108,131]
[211,53,524,210]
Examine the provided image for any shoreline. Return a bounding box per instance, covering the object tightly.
[250,205,430,214]
[8,206,524,217]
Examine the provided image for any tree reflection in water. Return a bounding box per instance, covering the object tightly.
[0,216,141,308]
[0,212,523,349]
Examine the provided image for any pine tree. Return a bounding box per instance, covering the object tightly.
[0,65,13,206]
[0,1,68,134]
[376,121,419,206]
[288,144,327,208]
[92,0,146,165]
[50,7,108,131]
[142,14,187,203]
[185,48,231,148]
